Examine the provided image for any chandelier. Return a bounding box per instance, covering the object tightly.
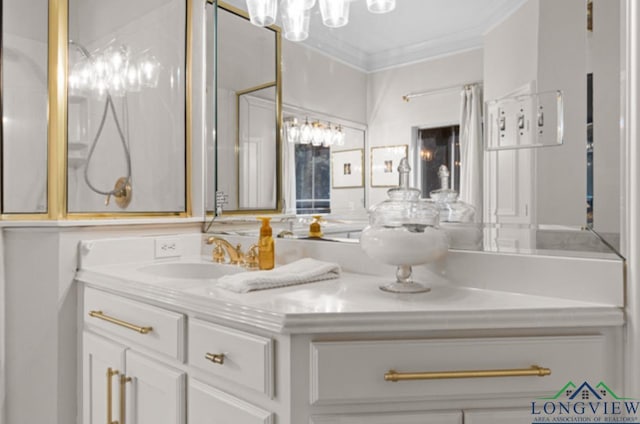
[285,117,346,147]
[245,0,396,42]
[69,42,161,99]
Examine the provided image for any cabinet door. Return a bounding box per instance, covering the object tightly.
[189,379,274,424]
[83,332,126,424]
[124,350,186,424]
[465,409,532,424]
[310,411,462,424]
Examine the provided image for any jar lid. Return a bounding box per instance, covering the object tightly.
[368,158,439,228]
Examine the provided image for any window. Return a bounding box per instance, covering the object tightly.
[418,125,460,197]
[295,144,330,214]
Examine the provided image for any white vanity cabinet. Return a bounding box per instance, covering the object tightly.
[81,288,187,424]
[78,281,623,424]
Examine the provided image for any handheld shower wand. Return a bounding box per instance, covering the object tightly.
[69,39,133,208]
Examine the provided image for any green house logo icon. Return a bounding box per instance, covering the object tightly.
[540,381,635,401]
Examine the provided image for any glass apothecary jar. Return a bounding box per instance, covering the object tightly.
[360,158,449,293]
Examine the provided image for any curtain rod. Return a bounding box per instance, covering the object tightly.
[402,81,483,102]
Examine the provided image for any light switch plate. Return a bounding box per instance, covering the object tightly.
[154,237,182,258]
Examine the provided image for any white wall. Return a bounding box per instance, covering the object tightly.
[282,41,367,124]
[484,0,587,228]
[536,0,587,226]
[366,49,484,206]
[2,224,202,424]
[281,40,369,214]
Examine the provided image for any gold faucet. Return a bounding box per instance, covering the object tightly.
[206,236,244,265]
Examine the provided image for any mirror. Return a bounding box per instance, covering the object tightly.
[213,2,282,214]
[1,0,49,214]
[208,0,623,257]
[67,0,188,214]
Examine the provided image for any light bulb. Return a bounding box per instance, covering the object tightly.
[109,71,127,97]
[245,0,278,26]
[311,121,323,146]
[282,0,315,9]
[366,0,395,14]
[281,0,310,42]
[319,0,350,28]
[124,64,141,92]
[300,118,312,144]
[332,125,345,146]
[138,53,161,88]
[286,118,300,143]
[322,123,333,146]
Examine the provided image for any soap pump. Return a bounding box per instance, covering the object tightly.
[257,217,274,270]
[309,215,324,238]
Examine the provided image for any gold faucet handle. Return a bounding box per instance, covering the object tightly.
[244,244,259,270]
[212,243,226,263]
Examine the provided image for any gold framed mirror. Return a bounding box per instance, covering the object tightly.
[212,1,282,215]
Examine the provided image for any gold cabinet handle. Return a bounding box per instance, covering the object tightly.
[384,365,551,382]
[205,352,225,365]
[107,368,119,424]
[119,374,132,424]
[89,310,153,334]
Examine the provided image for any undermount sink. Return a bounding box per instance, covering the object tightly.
[137,262,241,280]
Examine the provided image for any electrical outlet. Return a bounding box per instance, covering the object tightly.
[154,237,182,258]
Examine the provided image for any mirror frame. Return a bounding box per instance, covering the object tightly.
[1,0,193,220]
[214,1,283,216]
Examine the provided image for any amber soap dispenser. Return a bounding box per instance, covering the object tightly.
[257,217,275,270]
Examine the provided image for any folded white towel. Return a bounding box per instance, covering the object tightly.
[216,258,341,293]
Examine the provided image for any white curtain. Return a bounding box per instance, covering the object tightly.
[282,138,297,215]
[459,84,483,222]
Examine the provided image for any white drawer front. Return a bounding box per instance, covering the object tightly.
[188,318,274,397]
[311,411,462,424]
[84,287,185,360]
[189,379,274,424]
[310,335,606,404]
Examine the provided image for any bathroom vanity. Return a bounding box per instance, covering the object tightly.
[76,233,624,424]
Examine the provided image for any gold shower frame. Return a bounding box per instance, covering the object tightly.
[1,0,193,221]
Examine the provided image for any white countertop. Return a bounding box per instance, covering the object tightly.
[76,257,624,334]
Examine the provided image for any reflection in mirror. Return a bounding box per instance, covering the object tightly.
[209,0,624,258]
[282,107,366,216]
[67,0,187,213]
[214,2,281,214]
[238,85,277,209]
[1,0,49,214]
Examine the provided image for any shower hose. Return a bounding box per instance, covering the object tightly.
[69,40,132,202]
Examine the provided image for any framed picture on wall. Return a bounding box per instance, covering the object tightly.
[371,144,409,187]
[332,149,364,189]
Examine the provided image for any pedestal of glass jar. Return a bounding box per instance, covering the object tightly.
[379,264,431,293]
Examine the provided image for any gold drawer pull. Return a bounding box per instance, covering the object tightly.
[107,368,119,424]
[89,310,153,334]
[384,365,551,382]
[205,353,225,365]
[120,374,132,424]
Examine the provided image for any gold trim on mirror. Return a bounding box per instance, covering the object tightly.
[2,0,193,221]
[213,2,283,217]
[49,0,69,220]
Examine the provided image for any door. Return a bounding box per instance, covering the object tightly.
[189,379,274,424]
[82,332,126,424]
[124,350,186,424]
[465,409,533,424]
